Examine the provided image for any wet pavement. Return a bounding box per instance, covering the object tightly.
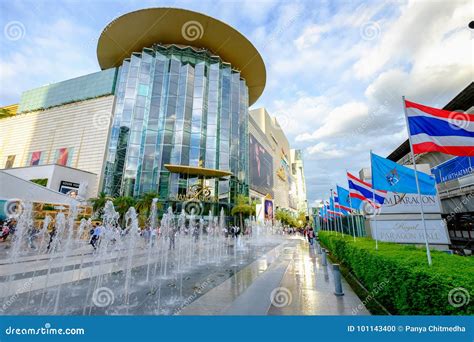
[180,237,370,315]
[0,238,282,315]
[0,237,369,315]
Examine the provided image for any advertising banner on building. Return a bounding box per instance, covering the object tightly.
[370,219,450,244]
[249,134,273,196]
[380,192,441,214]
[431,156,473,183]
[264,199,274,221]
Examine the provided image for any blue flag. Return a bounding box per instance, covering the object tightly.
[371,152,436,195]
[336,185,353,212]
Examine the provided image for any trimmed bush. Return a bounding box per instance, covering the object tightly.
[319,231,474,315]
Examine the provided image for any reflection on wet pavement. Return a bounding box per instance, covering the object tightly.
[181,238,369,315]
[268,239,369,315]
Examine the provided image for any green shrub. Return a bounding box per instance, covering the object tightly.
[319,231,474,315]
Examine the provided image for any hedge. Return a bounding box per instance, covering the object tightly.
[318,231,474,315]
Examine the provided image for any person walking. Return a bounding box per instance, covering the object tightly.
[0,223,10,242]
[90,224,102,250]
[150,227,157,247]
[46,227,56,252]
[307,226,315,246]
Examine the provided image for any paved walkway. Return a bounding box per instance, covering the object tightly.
[179,237,370,315]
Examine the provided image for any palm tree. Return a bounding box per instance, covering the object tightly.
[89,192,114,218]
[231,194,253,231]
[135,192,161,216]
[113,196,136,226]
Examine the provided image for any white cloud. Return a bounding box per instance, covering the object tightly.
[306,142,347,159]
[295,101,369,141]
[353,0,472,79]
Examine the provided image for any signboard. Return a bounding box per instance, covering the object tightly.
[370,219,450,244]
[431,156,473,183]
[380,192,441,214]
[264,199,273,221]
[59,180,80,195]
[249,134,273,196]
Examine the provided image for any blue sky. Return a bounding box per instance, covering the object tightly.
[1,0,472,206]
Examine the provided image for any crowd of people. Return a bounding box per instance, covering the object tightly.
[1,215,317,255]
[85,221,244,252]
[0,218,15,242]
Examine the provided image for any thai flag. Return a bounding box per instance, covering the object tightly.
[325,202,335,219]
[329,194,344,216]
[405,99,474,156]
[347,172,387,208]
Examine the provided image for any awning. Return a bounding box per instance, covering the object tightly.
[164,164,232,178]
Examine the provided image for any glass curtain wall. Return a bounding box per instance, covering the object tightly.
[103,44,249,212]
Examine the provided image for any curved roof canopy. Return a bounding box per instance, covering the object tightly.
[97,8,266,105]
[164,164,232,178]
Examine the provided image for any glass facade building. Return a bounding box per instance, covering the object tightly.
[18,68,117,113]
[102,44,250,213]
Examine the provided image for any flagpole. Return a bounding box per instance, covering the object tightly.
[330,189,337,236]
[370,150,379,250]
[336,193,342,236]
[345,171,357,242]
[402,96,432,266]
[337,200,343,236]
[334,190,342,236]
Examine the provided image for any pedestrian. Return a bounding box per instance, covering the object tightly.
[150,227,157,247]
[27,226,38,249]
[0,223,10,242]
[143,227,151,245]
[168,226,177,250]
[46,227,56,252]
[90,223,101,250]
[307,227,315,246]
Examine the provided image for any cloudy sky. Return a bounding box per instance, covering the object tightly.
[1,0,472,206]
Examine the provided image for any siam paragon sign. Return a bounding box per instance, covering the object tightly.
[380,192,441,214]
[168,184,217,202]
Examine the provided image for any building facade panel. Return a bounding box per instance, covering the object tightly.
[0,96,115,195]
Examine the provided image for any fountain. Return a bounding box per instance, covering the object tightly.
[0,200,284,315]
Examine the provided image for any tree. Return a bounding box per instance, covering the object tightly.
[135,192,161,216]
[295,210,308,228]
[135,192,163,227]
[113,196,136,226]
[231,194,253,231]
[89,192,114,218]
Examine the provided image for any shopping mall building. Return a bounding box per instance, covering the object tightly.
[0,8,307,217]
